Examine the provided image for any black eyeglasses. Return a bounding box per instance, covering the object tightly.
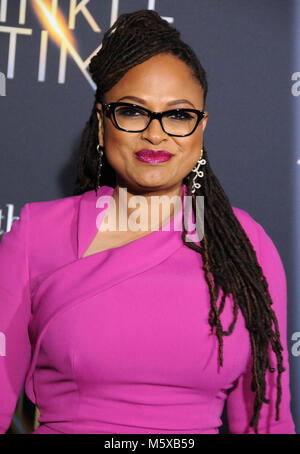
[96,102,207,137]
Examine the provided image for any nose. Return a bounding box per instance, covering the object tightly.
[141,117,168,142]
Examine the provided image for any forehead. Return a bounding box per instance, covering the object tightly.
[105,54,204,106]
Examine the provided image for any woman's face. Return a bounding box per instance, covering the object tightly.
[96,53,208,194]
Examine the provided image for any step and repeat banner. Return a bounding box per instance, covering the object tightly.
[0,0,299,434]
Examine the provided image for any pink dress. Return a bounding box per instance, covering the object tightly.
[0,184,295,434]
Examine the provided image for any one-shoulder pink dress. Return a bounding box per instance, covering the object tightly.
[0,184,295,434]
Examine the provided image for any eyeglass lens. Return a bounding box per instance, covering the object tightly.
[114,105,199,135]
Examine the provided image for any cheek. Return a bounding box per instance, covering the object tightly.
[104,130,135,169]
[105,123,135,150]
[179,137,203,169]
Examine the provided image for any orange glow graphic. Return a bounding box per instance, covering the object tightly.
[31,0,77,50]
[31,0,96,87]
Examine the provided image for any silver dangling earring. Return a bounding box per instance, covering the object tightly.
[191,148,206,195]
[96,144,104,190]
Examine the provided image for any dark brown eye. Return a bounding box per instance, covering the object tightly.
[116,106,147,117]
[165,111,195,121]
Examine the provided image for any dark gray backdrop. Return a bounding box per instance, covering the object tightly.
[0,0,299,434]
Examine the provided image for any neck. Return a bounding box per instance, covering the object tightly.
[105,183,184,233]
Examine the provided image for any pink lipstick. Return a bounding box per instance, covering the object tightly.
[135,149,173,164]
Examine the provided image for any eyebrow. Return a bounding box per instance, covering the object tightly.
[116,95,196,109]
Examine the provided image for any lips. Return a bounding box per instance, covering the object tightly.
[134,149,173,164]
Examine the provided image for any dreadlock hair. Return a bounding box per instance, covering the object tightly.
[72,9,286,434]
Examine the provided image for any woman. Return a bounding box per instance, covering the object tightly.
[0,9,295,434]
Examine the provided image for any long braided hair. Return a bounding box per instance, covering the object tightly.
[72,9,285,434]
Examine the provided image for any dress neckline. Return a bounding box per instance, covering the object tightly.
[77,183,195,261]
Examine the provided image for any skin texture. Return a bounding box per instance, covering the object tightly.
[95,53,208,237]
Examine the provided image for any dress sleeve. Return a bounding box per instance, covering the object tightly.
[226,218,296,434]
[0,203,32,433]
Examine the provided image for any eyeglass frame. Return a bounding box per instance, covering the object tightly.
[96,101,208,137]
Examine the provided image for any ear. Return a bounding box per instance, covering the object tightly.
[96,102,105,146]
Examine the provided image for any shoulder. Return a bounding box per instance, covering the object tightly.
[231,206,286,291]
[232,206,273,255]
[3,193,87,246]
[25,192,83,224]
[16,192,85,263]
[231,206,262,242]
[25,192,87,251]
[7,192,91,284]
